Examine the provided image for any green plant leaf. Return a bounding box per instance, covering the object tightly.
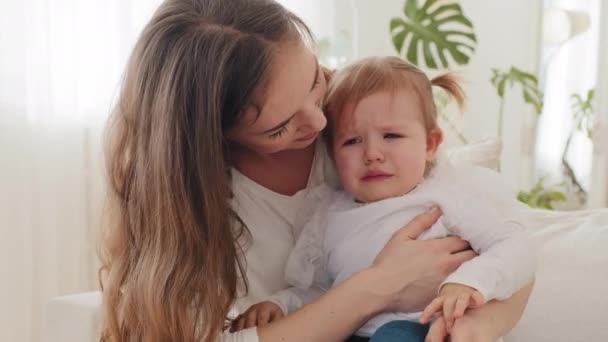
[390,0,477,69]
[570,88,596,139]
[491,67,543,114]
[517,177,567,210]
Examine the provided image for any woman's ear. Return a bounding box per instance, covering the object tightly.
[321,66,335,83]
[426,128,443,161]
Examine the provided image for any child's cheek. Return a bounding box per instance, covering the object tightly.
[336,154,356,188]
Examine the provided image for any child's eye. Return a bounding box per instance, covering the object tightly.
[269,126,288,140]
[384,133,402,139]
[342,137,362,146]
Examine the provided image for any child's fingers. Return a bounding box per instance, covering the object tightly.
[425,316,448,342]
[269,308,284,322]
[420,297,444,324]
[245,311,258,329]
[257,309,271,326]
[443,297,456,333]
[235,315,246,332]
[453,294,470,319]
[471,291,486,307]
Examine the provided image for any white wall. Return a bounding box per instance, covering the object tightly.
[330,0,543,189]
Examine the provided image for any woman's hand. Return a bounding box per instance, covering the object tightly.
[371,207,477,313]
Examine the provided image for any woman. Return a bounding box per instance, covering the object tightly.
[99,0,533,341]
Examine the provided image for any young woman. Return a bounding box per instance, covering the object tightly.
[99,1,533,341]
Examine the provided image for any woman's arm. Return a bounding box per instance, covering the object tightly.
[256,268,392,342]
[458,280,535,340]
[255,208,476,342]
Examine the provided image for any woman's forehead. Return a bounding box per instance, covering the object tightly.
[246,43,318,132]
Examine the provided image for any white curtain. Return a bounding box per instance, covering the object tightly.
[588,1,608,208]
[534,0,601,208]
[0,0,161,341]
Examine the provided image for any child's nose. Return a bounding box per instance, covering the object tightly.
[364,141,384,164]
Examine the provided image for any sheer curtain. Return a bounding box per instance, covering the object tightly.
[0,0,161,341]
[534,0,601,208]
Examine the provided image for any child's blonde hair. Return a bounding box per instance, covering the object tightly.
[324,56,465,142]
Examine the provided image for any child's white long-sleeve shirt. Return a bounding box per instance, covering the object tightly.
[267,158,536,337]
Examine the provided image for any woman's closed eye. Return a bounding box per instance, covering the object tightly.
[269,125,289,139]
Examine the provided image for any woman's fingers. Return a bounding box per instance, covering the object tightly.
[450,249,477,263]
[425,316,448,342]
[397,207,442,240]
[435,236,470,254]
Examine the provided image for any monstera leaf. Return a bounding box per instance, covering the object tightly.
[390,0,477,69]
[491,67,543,114]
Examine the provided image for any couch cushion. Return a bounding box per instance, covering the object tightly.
[505,209,608,342]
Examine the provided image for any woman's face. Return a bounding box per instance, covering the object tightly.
[228,42,327,155]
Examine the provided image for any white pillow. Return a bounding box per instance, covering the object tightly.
[446,137,502,170]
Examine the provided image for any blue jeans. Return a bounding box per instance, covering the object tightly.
[369,320,429,342]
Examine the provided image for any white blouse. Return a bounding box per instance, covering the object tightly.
[222,139,338,341]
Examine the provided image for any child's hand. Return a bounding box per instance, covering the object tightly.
[419,283,485,333]
[231,301,284,332]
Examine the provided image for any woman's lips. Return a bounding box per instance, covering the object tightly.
[297,131,318,141]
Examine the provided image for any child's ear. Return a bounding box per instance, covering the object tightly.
[426,128,443,161]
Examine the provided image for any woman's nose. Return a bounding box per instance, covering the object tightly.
[298,105,327,133]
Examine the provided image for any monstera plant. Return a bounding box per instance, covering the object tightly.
[390,0,477,69]
[490,67,543,138]
[389,0,478,143]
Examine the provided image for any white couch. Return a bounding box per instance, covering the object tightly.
[48,208,608,342]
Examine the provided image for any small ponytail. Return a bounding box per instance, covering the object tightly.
[431,74,466,112]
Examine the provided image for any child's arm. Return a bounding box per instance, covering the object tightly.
[418,162,536,332]
[436,164,537,302]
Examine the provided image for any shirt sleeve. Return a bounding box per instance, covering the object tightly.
[434,162,537,301]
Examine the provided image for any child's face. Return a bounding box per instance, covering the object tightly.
[332,89,442,203]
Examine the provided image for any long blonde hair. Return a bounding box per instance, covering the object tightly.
[99,0,312,341]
